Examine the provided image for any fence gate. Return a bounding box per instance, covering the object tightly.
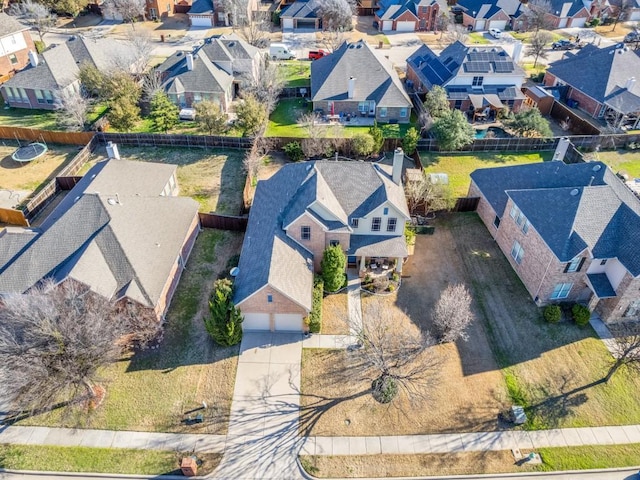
[454,197,480,212]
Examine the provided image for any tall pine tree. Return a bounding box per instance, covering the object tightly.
[204,279,243,346]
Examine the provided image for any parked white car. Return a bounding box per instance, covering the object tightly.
[489,28,503,38]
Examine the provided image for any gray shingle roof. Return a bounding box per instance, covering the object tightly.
[158,47,235,96]
[472,161,640,276]
[311,40,411,108]
[547,44,640,109]
[0,12,27,37]
[587,273,616,298]
[281,0,321,18]
[189,0,214,14]
[348,235,408,257]
[0,159,200,309]
[234,160,411,309]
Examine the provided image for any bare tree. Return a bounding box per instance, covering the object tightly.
[433,283,474,343]
[9,0,56,43]
[243,148,263,185]
[320,28,348,52]
[605,331,640,382]
[350,298,440,403]
[123,29,154,75]
[610,0,632,31]
[241,10,270,47]
[443,23,469,46]
[298,112,328,158]
[221,0,249,28]
[525,30,552,68]
[142,69,164,102]
[102,0,146,27]
[241,54,285,114]
[55,89,89,131]
[0,280,158,417]
[318,0,355,31]
[521,0,553,32]
[404,172,455,217]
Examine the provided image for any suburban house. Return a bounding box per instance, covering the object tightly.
[456,0,519,31]
[0,13,35,80]
[545,0,591,27]
[611,0,640,20]
[188,0,215,26]
[311,40,412,123]
[0,35,130,110]
[189,0,257,26]
[374,0,445,32]
[234,150,411,332]
[470,160,640,324]
[157,34,260,110]
[406,41,526,114]
[280,0,322,30]
[0,157,200,320]
[543,43,640,130]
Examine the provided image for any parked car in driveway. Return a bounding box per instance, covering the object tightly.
[489,28,502,38]
[624,31,639,43]
[308,49,328,60]
[552,39,581,50]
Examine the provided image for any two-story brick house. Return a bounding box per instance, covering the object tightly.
[543,44,640,131]
[0,13,35,80]
[406,41,526,114]
[374,0,445,32]
[233,150,411,332]
[311,40,412,124]
[470,160,640,323]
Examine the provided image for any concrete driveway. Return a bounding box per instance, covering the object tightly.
[282,30,317,59]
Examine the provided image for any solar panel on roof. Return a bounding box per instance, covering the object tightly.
[493,61,514,72]
[464,61,490,72]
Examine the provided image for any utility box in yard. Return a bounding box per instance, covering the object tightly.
[181,456,198,477]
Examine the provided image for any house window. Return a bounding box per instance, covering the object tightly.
[399,107,408,118]
[358,101,368,113]
[301,226,311,240]
[550,282,572,300]
[43,90,54,104]
[387,217,397,232]
[624,299,640,317]
[35,90,46,104]
[267,294,273,303]
[472,76,484,87]
[600,259,607,265]
[454,100,463,109]
[330,240,340,247]
[565,256,584,273]
[383,207,389,215]
[9,54,18,65]
[522,219,530,234]
[350,218,359,228]
[493,215,500,228]
[511,240,524,264]
[371,217,381,231]
[509,204,529,233]
[379,107,387,118]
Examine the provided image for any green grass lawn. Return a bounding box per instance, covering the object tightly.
[421,151,552,197]
[266,97,311,137]
[537,444,640,471]
[278,60,311,87]
[468,32,491,44]
[17,230,243,434]
[592,149,640,178]
[0,106,59,130]
[508,30,565,43]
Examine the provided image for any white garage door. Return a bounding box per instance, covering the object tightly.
[569,17,586,27]
[274,313,303,332]
[489,20,507,29]
[475,20,485,30]
[396,21,415,31]
[557,18,568,28]
[381,20,393,31]
[282,18,294,29]
[243,313,270,331]
[630,10,640,20]
[191,16,212,27]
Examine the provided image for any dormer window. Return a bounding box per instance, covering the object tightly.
[351,218,359,228]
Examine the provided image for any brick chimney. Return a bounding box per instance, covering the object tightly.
[348,77,356,99]
[393,147,404,185]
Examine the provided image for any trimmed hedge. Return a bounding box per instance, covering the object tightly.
[307,276,323,333]
[543,304,562,323]
[572,304,591,326]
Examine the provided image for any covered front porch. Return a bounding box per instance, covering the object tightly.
[586,273,617,310]
[347,235,408,277]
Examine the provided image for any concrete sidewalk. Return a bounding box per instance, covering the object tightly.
[302,425,640,456]
[0,426,225,452]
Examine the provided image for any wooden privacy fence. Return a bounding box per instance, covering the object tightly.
[454,197,480,212]
[550,101,601,136]
[95,132,254,149]
[198,213,248,231]
[56,176,83,190]
[0,127,94,145]
[0,207,28,226]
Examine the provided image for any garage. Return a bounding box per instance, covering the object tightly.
[569,17,586,27]
[274,313,303,332]
[243,312,270,331]
[295,19,317,30]
[190,16,212,27]
[395,20,415,31]
[282,18,294,29]
[381,20,393,31]
[630,10,640,20]
[488,20,507,29]
[475,20,485,30]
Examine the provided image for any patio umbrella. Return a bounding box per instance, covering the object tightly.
[330,102,335,116]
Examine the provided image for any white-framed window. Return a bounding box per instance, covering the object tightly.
[35,89,46,104]
[399,107,408,117]
[509,204,529,233]
[565,256,583,273]
[600,259,607,265]
[511,240,524,264]
[379,107,387,118]
[472,76,484,87]
[371,217,381,232]
[301,225,311,240]
[387,217,397,232]
[350,218,359,228]
[9,54,18,65]
[43,90,54,104]
[358,101,368,113]
[330,239,339,247]
[493,215,500,229]
[550,282,572,300]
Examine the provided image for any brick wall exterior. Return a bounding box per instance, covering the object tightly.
[543,72,602,119]
[596,273,640,323]
[0,32,35,78]
[2,87,58,110]
[469,180,498,238]
[238,286,309,331]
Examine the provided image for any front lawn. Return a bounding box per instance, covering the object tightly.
[0,444,221,476]
[321,293,349,335]
[0,107,59,130]
[508,30,565,43]
[86,146,246,214]
[18,230,243,434]
[468,32,491,44]
[421,151,552,197]
[278,61,311,87]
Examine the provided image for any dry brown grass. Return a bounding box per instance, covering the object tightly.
[0,144,80,201]
[322,293,349,335]
[300,451,540,478]
[594,23,635,38]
